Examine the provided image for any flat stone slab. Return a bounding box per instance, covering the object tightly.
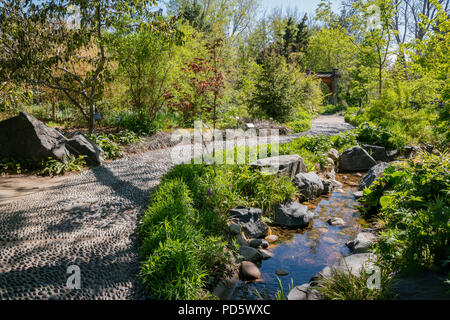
[250,154,306,178]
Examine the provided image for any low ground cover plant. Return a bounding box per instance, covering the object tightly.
[0,156,86,176]
[359,152,450,276]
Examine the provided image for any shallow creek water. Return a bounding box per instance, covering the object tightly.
[230,173,366,300]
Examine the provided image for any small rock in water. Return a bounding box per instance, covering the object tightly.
[265,235,279,243]
[336,188,345,193]
[327,217,345,226]
[275,269,289,276]
[259,249,274,260]
[240,261,261,280]
[249,239,263,248]
[353,191,363,199]
[261,239,269,249]
[315,227,328,234]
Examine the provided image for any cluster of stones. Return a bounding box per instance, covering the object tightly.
[0,112,104,166]
[228,151,351,281]
[287,144,397,300]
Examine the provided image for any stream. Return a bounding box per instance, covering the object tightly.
[230,173,366,300]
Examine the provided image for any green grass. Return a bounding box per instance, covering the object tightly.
[138,163,297,299]
[315,265,395,300]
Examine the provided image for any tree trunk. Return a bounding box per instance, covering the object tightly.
[88,102,95,134]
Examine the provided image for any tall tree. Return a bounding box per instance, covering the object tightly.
[0,0,155,133]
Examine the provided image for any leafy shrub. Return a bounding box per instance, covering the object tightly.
[139,177,232,300]
[359,152,450,273]
[249,54,321,122]
[356,122,407,149]
[320,104,345,115]
[286,110,313,133]
[141,238,207,300]
[39,156,87,176]
[1,156,86,176]
[316,266,394,300]
[87,133,122,160]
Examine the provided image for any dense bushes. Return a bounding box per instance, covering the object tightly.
[249,54,323,123]
[356,122,407,149]
[138,163,297,299]
[0,156,86,176]
[280,130,358,170]
[359,152,450,274]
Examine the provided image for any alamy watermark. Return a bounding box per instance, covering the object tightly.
[66,265,81,289]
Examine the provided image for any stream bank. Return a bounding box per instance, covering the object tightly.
[225,173,369,300]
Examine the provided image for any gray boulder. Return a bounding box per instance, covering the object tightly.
[358,162,391,190]
[346,231,378,253]
[249,239,263,248]
[228,207,269,239]
[0,112,71,162]
[287,283,321,300]
[338,146,377,172]
[361,144,389,162]
[321,179,343,195]
[250,154,306,178]
[238,246,263,263]
[389,271,450,300]
[274,201,314,228]
[66,132,104,166]
[327,148,339,162]
[293,172,324,200]
[240,261,261,280]
[314,253,377,279]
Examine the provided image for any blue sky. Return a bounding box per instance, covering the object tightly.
[261,0,341,15]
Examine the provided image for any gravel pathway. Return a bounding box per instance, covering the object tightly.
[0,116,353,300]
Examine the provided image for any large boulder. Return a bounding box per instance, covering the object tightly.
[66,132,105,166]
[361,144,389,162]
[316,253,377,279]
[250,154,306,178]
[389,271,450,300]
[346,231,378,253]
[228,207,269,239]
[293,172,324,200]
[358,162,391,190]
[0,112,71,162]
[273,200,314,228]
[338,146,377,172]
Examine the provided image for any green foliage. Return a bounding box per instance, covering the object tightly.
[86,133,122,160]
[111,16,182,115]
[139,161,297,299]
[249,54,320,122]
[39,156,87,176]
[275,277,294,300]
[0,156,86,176]
[316,266,394,300]
[356,122,407,149]
[359,152,450,273]
[280,130,358,171]
[139,178,232,300]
